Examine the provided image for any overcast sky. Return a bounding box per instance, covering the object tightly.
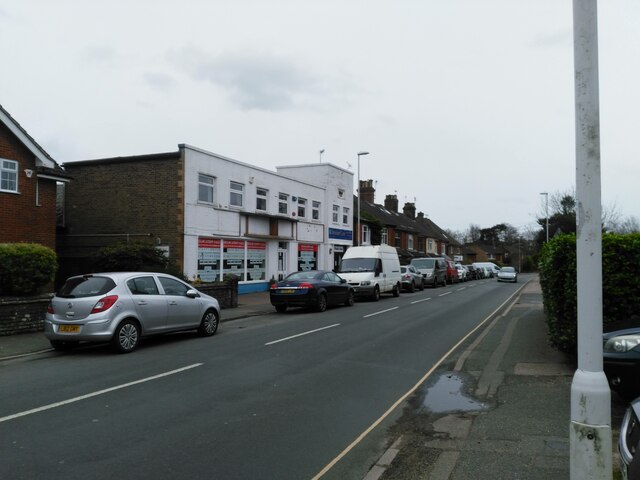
[1,0,638,232]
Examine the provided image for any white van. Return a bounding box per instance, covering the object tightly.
[339,245,402,301]
[472,262,501,278]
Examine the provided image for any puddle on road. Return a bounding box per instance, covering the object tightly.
[419,372,487,414]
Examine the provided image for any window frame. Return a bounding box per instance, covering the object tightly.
[362,224,370,245]
[230,181,244,208]
[256,187,268,211]
[342,206,350,225]
[312,201,321,221]
[198,173,216,204]
[0,159,19,193]
[332,204,339,223]
[381,227,388,245]
[278,193,289,215]
[297,197,307,218]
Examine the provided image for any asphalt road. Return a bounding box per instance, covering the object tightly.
[0,276,527,480]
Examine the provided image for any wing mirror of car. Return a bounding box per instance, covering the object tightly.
[340,278,347,284]
[186,289,200,298]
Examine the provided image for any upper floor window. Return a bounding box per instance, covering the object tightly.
[338,188,345,199]
[278,193,288,214]
[381,228,388,245]
[230,181,244,208]
[408,234,414,250]
[312,201,321,221]
[297,197,307,218]
[256,187,268,211]
[395,231,401,246]
[428,239,434,252]
[198,174,215,204]
[1,159,18,193]
[332,204,339,223]
[342,206,349,225]
[362,224,370,245]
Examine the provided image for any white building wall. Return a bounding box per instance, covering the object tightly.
[181,145,346,291]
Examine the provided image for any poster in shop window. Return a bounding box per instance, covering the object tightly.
[246,241,266,281]
[197,238,221,282]
[298,244,318,271]
[222,240,246,279]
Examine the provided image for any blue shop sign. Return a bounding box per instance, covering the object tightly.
[329,228,353,241]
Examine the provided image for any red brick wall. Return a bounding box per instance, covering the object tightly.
[0,122,57,249]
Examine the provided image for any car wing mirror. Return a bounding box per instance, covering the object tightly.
[186,289,200,298]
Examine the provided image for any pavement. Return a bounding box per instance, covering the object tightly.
[0,278,624,478]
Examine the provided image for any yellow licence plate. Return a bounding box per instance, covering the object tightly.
[280,289,296,294]
[59,325,81,333]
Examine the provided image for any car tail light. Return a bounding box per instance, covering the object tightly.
[91,295,119,314]
[270,283,278,290]
[299,282,314,290]
[47,302,54,314]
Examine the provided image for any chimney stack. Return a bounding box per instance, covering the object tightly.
[359,179,375,203]
[384,194,399,213]
[403,202,416,219]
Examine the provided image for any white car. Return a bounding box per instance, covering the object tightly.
[455,263,467,282]
[496,266,518,283]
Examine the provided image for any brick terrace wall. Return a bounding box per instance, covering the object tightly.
[0,295,51,335]
[59,153,184,277]
[0,122,58,249]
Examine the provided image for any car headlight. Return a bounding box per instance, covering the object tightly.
[604,335,640,353]
[361,281,371,286]
[426,273,433,277]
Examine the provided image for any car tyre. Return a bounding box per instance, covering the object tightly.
[419,280,425,291]
[275,305,287,313]
[50,340,79,351]
[197,309,219,337]
[393,283,400,297]
[112,319,140,354]
[409,281,415,293]
[316,293,328,312]
[345,289,355,306]
[371,286,380,301]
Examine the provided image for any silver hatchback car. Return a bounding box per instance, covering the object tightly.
[45,272,221,353]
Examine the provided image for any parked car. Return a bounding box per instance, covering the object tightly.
[496,266,518,283]
[410,257,447,288]
[339,245,401,300]
[445,259,459,284]
[473,262,500,278]
[603,327,640,398]
[464,265,480,280]
[45,272,221,353]
[400,265,425,292]
[455,263,467,282]
[618,397,640,478]
[270,270,354,312]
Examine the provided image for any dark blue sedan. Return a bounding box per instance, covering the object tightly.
[270,270,355,313]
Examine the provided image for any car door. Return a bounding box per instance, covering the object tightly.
[324,272,345,305]
[157,276,202,330]
[126,275,168,333]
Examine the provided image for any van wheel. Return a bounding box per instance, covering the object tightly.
[371,286,380,302]
[393,284,400,297]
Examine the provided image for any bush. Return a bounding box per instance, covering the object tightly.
[93,242,169,272]
[0,243,58,295]
[539,232,640,353]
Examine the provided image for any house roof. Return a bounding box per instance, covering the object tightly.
[0,104,61,170]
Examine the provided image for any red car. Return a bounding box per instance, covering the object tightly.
[445,260,459,284]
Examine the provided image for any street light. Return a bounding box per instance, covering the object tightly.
[540,192,549,242]
[357,151,369,246]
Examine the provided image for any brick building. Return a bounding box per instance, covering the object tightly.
[0,104,69,250]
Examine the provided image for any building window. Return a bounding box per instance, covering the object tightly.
[256,187,268,211]
[0,159,18,193]
[395,231,401,246]
[428,239,434,252]
[230,181,244,207]
[441,243,446,255]
[279,193,288,214]
[332,204,339,223]
[312,201,321,221]
[381,228,388,245]
[198,174,215,204]
[338,189,345,199]
[342,207,349,225]
[362,224,370,245]
[408,234,414,250]
[298,197,307,218]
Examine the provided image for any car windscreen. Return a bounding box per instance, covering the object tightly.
[57,276,117,298]
[340,258,377,273]
[411,259,435,269]
[501,267,515,273]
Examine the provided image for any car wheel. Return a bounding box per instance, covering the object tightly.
[50,340,79,351]
[345,289,355,306]
[393,283,400,297]
[197,309,219,337]
[419,280,425,291]
[275,305,287,313]
[409,281,415,293]
[112,319,140,353]
[372,286,380,301]
[316,293,328,312]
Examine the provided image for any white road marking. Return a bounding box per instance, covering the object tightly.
[411,298,432,305]
[438,292,452,297]
[0,364,203,424]
[457,287,466,292]
[265,324,340,346]
[363,307,399,318]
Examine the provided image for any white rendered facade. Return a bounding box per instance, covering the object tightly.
[180,145,354,293]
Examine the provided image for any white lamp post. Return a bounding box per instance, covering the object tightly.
[357,151,369,246]
[540,192,549,242]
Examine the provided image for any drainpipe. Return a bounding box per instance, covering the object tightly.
[570,1,612,478]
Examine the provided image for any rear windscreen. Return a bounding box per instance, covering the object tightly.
[411,259,435,269]
[57,276,117,298]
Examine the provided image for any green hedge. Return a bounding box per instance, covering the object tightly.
[539,233,640,353]
[93,242,169,273]
[0,243,58,295]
